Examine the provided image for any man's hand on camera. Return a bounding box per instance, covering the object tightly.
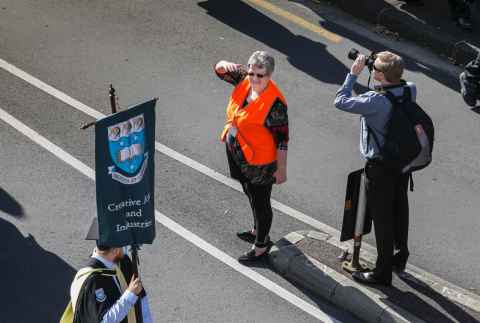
[351,55,366,76]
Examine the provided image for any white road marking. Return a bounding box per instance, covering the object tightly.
[0,57,343,246]
[1,58,479,313]
[0,106,341,322]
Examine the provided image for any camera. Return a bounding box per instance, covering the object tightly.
[348,49,377,72]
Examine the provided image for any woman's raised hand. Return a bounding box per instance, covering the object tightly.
[216,61,244,74]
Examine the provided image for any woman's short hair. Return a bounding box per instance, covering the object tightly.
[247,51,275,75]
[376,51,404,83]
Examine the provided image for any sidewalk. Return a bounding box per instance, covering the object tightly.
[269,231,480,323]
[308,0,480,66]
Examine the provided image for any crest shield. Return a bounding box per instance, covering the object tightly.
[108,114,145,174]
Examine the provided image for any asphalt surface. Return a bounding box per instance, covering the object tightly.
[0,83,354,322]
[0,0,479,322]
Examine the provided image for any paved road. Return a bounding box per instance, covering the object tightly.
[0,0,479,322]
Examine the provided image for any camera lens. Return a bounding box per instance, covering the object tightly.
[348,49,359,61]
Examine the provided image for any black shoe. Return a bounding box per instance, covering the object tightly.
[238,241,273,263]
[236,231,256,243]
[457,17,473,31]
[352,271,391,286]
[392,251,409,272]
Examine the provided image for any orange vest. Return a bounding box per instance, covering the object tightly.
[221,78,287,165]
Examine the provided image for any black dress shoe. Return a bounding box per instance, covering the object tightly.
[352,271,391,286]
[238,241,273,263]
[236,231,256,243]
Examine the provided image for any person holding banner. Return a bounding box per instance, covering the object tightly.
[214,51,289,263]
[66,219,153,323]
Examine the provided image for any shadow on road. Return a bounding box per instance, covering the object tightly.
[388,271,480,323]
[198,0,369,94]
[261,237,480,323]
[262,240,396,322]
[0,187,24,218]
[198,0,466,98]
[0,217,76,322]
[288,0,464,93]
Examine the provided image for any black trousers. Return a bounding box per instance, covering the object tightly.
[365,160,409,282]
[240,181,273,248]
[226,146,273,248]
[448,0,475,18]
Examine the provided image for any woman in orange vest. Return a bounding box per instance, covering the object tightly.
[215,51,289,263]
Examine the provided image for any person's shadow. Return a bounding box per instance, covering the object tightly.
[375,271,480,322]
[0,187,24,217]
[198,0,469,97]
[198,0,370,94]
[0,189,76,323]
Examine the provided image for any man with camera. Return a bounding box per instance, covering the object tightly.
[334,51,413,286]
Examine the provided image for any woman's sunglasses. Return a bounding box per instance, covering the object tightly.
[247,72,267,78]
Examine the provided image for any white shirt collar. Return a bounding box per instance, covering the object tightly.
[92,248,116,269]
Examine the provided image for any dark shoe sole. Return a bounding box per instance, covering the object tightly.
[238,241,274,263]
[352,272,392,286]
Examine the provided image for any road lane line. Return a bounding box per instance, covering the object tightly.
[244,0,342,44]
[1,58,479,313]
[0,57,343,249]
[0,106,340,323]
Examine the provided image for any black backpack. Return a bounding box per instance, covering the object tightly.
[369,84,434,176]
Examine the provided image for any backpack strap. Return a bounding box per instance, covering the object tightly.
[382,90,398,106]
[403,86,412,102]
[366,90,397,152]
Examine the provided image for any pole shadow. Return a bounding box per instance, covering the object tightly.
[0,217,76,323]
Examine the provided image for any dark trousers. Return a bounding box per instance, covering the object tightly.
[365,161,409,282]
[240,181,273,248]
[448,0,475,18]
[226,145,273,248]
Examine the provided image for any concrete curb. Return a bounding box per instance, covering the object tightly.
[327,0,480,66]
[269,231,427,323]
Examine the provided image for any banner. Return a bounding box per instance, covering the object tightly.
[95,99,156,247]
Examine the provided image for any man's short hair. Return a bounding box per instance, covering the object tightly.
[96,243,113,252]
[376,51,404,83]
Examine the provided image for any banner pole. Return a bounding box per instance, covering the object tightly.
[109,84,118,114]
[131,244,143,322]
[108,85,143,322]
